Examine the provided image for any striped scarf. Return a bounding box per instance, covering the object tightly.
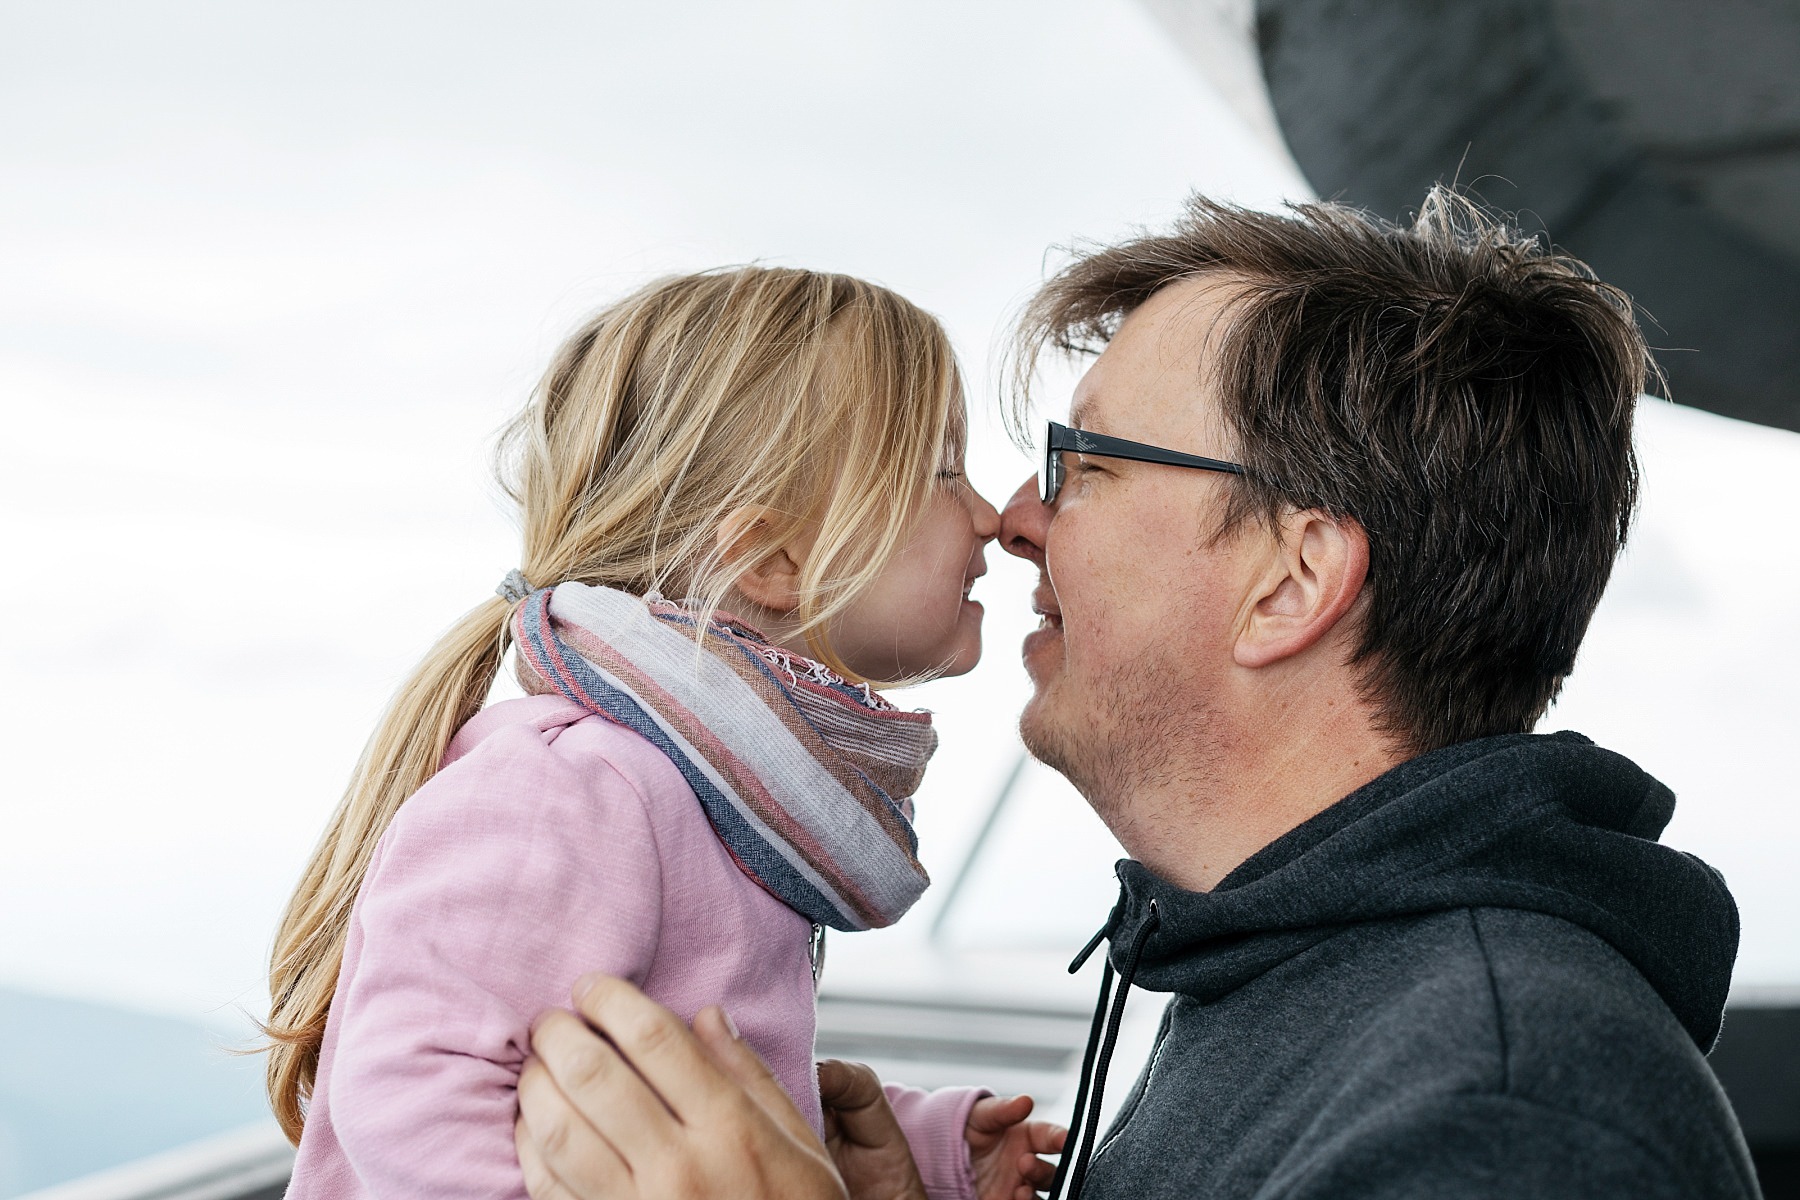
[512,582,935,931]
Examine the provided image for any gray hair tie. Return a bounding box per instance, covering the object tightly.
[495,569,533,603]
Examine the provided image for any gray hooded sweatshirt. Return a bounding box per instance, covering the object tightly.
[1056,732,1759,1200]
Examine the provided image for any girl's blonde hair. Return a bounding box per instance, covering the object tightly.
[264,266,964,1141]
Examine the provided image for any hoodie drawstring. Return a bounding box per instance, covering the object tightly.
[1050,898,1160,1200]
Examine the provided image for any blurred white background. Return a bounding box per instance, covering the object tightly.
[2,0,1796,1058]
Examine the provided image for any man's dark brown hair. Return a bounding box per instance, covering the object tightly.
[1015,187,1655,754]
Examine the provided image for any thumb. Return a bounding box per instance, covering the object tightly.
[692,1006,821,1149]
[969,1093,1034,1133]
[816,1059,900,1150]
[817,1059,886,1115]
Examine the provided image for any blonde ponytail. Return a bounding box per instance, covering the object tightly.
[263,596,512,1142]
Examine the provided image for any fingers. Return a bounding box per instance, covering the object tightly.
[515,1112,581,1200]
[814,1060,925,1200]
[531,1007,678,1160]
[515,1055,634,1199]
[816,1059,900,1151]
[525,983,852,1200]
[1028,1120,1068,1155]
[967,1093,1034,1133]
[693,1006,821,1149]
[816,1059,886,1116]
[568,975,729,1124]
[1019,1146,1059,1186]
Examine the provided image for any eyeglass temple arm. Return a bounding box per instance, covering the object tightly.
[1057,426,1245,476]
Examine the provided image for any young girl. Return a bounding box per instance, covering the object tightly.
[266,267,1054,1200]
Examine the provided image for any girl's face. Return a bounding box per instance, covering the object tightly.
[827,450,1001,684]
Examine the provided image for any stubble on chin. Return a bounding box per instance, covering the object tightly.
[1019,643,1225,850]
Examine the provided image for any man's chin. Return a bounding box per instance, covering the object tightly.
[1018,695,1068,775]
[1019,681,1113,808]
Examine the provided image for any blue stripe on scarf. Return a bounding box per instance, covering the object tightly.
[518,593,853,929]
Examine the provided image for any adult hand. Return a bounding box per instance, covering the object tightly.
[515,975,846,1200]
[817,1059,929,1200]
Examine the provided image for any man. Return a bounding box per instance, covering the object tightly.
[510,191,1757,1199]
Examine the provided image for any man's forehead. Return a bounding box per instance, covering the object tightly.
[1068,278,1237,440]
[1124,276,1240,357]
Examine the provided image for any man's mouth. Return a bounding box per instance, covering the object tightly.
[1022,578,1064,673]
[1022,584,1064,672]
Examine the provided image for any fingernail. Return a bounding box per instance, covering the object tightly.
[572,973,599,1005]
[721,1009,741,1040]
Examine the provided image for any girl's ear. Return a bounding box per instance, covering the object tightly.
[716,505,807,615]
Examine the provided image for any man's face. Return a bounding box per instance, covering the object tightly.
[1004,276,1264,819]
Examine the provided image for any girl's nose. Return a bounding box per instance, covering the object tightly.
[969,484,1001,543]
[998,475,1048,567]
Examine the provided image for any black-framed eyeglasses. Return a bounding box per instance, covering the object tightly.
[1038,419,1244,503]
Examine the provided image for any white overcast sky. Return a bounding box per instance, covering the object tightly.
[1,0,1795,1034]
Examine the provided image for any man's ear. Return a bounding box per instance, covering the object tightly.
[1235,509,1369,669]
[716,505,807,615]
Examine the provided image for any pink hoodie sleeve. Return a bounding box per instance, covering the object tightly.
[886,1083,991,1200]
[323,723,665,1199]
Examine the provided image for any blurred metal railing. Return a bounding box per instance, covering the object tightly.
[16,1124,292,1200]
[814,988,1090,1103]
[21,993,1800,1200]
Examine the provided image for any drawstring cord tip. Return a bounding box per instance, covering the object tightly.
[1069,924,1109,974]
[1053,898,1161,1200]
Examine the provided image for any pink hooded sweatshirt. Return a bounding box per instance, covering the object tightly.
[288,693,983,1199]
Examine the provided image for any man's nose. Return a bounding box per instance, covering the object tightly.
[998,475,1047,567]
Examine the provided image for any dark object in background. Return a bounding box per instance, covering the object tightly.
[1711,995,1800,1200]
[1255,0,1800,435]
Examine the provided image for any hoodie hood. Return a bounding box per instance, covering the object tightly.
[1106,731,1739,1050]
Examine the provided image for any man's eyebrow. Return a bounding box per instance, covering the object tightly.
[1068,398,1102,431]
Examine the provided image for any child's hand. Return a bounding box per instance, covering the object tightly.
[966,1094,1066,1200]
